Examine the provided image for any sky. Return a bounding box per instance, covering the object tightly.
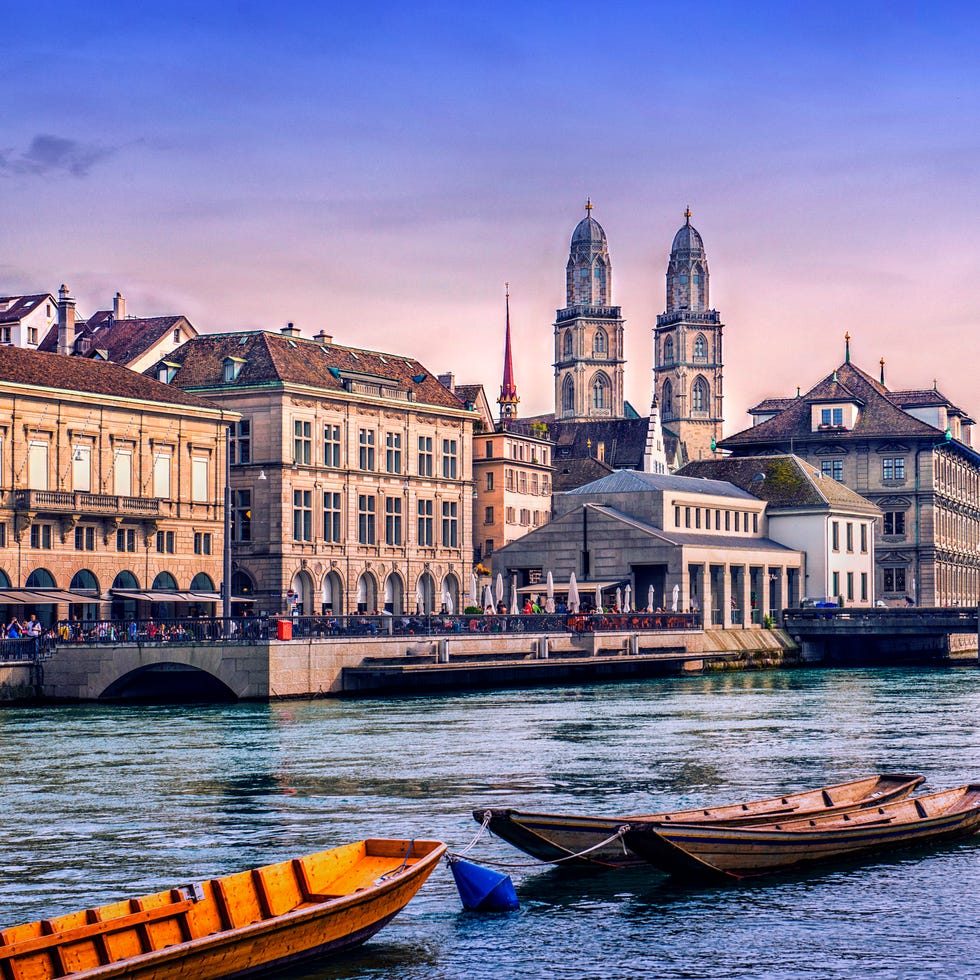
[3,1,980,434]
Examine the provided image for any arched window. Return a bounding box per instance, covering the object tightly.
[692,376,710,413]
[190,573,215,591]
[693,334,707,361]
[663,335,674,365]
[662,380,673,419]
[152,571,178,591]
[0,569,10,588]
[562,375,575,415]
[592,373,610,411]
[563,330,573,358]
[26,568,56,588]
[70,569,99,593]
[593,328,607,357]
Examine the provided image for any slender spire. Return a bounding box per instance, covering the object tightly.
[845,332,851,363]
[498,282,520,421]
[880,357,886,385]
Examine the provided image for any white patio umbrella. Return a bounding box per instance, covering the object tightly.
[568,573,580,614]
[495,573,504,605]
[648,584,655,612]
[483,584,494,611]
[470,572,479,608]
[416,582,425,614]
[510,579,519,615]
[672,583,680,612]
[624,584,632,613]
[443,589,454,615]
[545,571,555,614]
[615,587,622,612]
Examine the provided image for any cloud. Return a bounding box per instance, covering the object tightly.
[0,134,115,177]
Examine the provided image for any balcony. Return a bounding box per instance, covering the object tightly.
[555,305,621,323]
[13,489,161,517]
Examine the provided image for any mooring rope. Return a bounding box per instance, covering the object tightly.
[448,811,631,869]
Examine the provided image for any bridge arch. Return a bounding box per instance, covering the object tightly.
[100,662,238,702]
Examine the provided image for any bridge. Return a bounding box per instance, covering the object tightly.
[782,607,980,664]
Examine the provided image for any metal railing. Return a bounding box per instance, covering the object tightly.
[0,636,53,663]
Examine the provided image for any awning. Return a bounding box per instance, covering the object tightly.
[515,580,626,596]
[0,589,104,604]
[109,590,222,602]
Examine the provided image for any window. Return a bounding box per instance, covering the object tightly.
[821,407,844,426]
[194,532,212,555]
[520,508,531,526]
[821,459,844,481]
[663,336,674,365]
[505,506,515,523]
[0,327,9,343]
[695,508,701,529]
[323,491,341,543]
[384,497,402,545]
[882,457,906,480]
[505,469,515,491]
[592,375,609,411]
[158,364,177,383]
[519,472,527,493]
[691,377,709,413]
[486,471,494,491]
[485,439,493,458]
[293,489,312,541]
[752,513,759,533]
[323,424,341,467]
[883,568,907,593]
[173,328,181,343]
[417,499,433,546]
[357,429,375,470]
[662,380,673,419]
[27,326,38,344]
[74,526,95,551]
[860,524,868,553]
[116,528,137,552]
[418,436,433,476]
[883,512,906,536]
[294,420,312,465]
[442,500,458,547]
[28,441,48,490]
[30,524,52,549]
[832,571,840,597]
[674,506,681,527]
[725,510,731,531]
[113,449,132,497]
[156,530,175,553]
[561,375,575,414]
[847,571,854,600]
[484,506,494,524]
[861,573,868,601]
[563,330,573,358]
[70,445,92,492]
[685,506,691,528]
[832,521,840,551]
[846,523,854,552]
[191,457,209,502]
[357,494,376,544]
[222,358,244,382]
[385,432,402,474]
[153,453,171,498]
[442,439,458,479]
[231,419,251,464]
[0,523,6,547]
[484,540,494,555]
[693,335,707,361]
[593,329,607,356]
[233,490,251,542]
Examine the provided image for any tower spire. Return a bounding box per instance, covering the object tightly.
[498,282,520,422]
[845,332,851,363]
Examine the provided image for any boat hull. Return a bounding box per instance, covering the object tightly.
[475,773,924,869]
[0,838,446,980]
[624,785,980,879]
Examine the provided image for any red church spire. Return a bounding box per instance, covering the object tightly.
[498,282,520,421]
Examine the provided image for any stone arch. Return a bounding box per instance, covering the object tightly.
[111,570,139,620]
[561,375,575,416]
[663,335,675,365]
[321,569,344,615]
[593,327,607,357]
[356,570,378,613]
[693,333,708,361]
[440,572,460,613]
[24,569,57,629]
[383,571,404,615]
[231,570,254,598]
[562,329,573,358]
[416,571,436,614]
[591,371,611,411]
[289,569,315,615]
[69,568,101,621]
[190,572,215,591]
[692,375,710,413]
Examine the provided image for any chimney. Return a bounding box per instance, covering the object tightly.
[57,284,76,355]
[437,372,455,391]
[312,330,333,345]
[113,291,127,320]
[281,322,301,338]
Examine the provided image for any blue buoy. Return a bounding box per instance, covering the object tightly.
[448,857,519,911]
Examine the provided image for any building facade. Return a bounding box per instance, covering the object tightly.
[722,350,980,606]
[159,326,477,616]
[0,346,231,626]
[654,209,724,462]
[0,292,57,349]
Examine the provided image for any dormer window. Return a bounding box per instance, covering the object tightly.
[223,357,246,382]
[821,408,843,426]
[158,361,179,383]
[812,402,858,431]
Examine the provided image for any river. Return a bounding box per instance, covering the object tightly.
[2,667,980,978]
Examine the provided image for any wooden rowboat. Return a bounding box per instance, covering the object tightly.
[0,838,445,979]
[623,784,980,879]
[474,773,924,868]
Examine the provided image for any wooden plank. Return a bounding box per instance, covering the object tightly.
[85,909,112,966]
[0,900,194,962]
[250,870,274,921]
[211,878,236,931]
[40,921,67,977]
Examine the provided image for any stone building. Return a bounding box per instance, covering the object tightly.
[721,344,980,606]
[0,345,232,627]
[157,326,477,616]
[654,209,725,462]
[490,469,803,626]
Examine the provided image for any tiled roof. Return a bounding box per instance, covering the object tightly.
[156,331,468,411]
[749,397,797,414]
[678,455,880,513]
[563,468,758,500]
[0,345,222,410]
[552,455,614,493]
[0,294,50,324]
[452,384,484,406]
[722,361,943,448]
[38,314,189,366]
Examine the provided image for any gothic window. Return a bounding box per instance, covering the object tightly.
[693,334,707,361]
[662,380,674,419]
[563,330,573,358]
[591,373,610,411]
[562,375,575,415]
[692,377,709,413]
[663,335,674,365]
[593,329,607,357]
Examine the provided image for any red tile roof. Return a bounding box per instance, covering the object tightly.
[38,314,190,366]
[0,294,50,324]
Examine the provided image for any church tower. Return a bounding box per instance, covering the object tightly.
[553,200,626,420]
[498,283,520,422]
[654,208,724,461]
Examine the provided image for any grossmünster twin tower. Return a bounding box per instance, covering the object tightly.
[553,202,724,463]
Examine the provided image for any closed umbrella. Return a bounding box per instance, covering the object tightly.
[470,572,479,608]
[624,584,632,613]
[648,584,655,612]
[568,573,580,614]
[672,583,680,612]
[545,571,555,614]
[416,582,425,614]
[495,573,504,605]
[615,587,622,612]
[510,579,519,615]
[483,584,494,611]
[443,589,454,615]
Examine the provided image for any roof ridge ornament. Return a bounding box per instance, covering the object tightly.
[585,197,593,215]
[845,332,851,363]
[684,206,692,224]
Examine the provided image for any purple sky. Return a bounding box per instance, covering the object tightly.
[4,2,979,433]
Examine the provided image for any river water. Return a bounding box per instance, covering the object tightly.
[3,667,980,978]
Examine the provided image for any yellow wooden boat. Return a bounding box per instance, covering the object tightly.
[0,838,445,979]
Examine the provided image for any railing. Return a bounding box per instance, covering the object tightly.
[656,310,721,327]
[13,489,161,516]
[41,612,703,646]
[555,305,622,322]
[0,636,52,663]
